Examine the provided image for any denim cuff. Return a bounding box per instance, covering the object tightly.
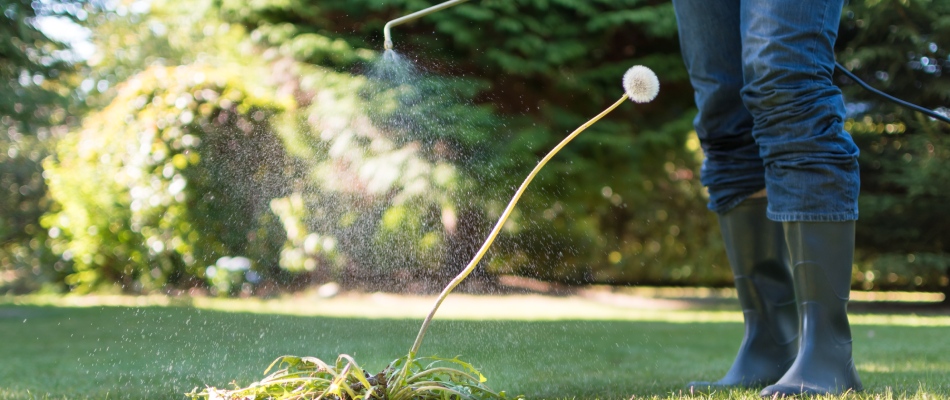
[766,210,858,222]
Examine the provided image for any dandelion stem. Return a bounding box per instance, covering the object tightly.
[407,94,630,357]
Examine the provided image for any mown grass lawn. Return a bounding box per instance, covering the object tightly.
[1,294,949,399]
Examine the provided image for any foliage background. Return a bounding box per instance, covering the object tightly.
[1,0,948,295]
[0,0,82,292]
[837,0,950,293]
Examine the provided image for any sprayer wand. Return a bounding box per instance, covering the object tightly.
[384,0,471,50]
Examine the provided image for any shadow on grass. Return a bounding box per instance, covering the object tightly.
[1,304,949,399]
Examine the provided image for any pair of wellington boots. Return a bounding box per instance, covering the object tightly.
[688,197,863,397]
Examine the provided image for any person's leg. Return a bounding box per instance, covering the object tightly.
[740,0,859,222]
[688,197,798,390]
[672,0,765,215]
[673,0,798,389]
[738,0,863,396]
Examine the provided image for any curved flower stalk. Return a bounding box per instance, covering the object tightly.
[407,65,659,358]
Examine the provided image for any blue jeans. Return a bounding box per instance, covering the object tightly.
[673,0,860,222]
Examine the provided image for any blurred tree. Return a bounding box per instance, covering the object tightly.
[215,0,950,290]
[214,0,730,288]
[837,0,950,293]
[0,0,82,293]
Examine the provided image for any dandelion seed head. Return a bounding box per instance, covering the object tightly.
[623,65,660,103]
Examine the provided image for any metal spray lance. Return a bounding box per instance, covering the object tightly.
[383,0,471,51]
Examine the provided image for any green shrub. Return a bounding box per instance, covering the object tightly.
[43,65,291,293]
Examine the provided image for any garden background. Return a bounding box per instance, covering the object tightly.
[3,0,949,297]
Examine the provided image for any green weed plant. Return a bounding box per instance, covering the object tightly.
[188,354,516,400]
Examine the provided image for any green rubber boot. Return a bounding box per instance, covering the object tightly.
[689,198,799,390]
[759,221,863,397]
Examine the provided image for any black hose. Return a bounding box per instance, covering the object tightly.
[834,61,950,125]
